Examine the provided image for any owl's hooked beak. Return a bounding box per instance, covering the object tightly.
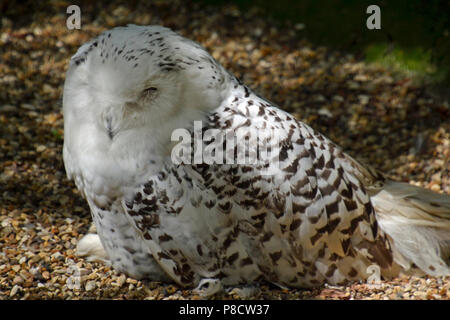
[105,116,114,140]
[101,108,121,141]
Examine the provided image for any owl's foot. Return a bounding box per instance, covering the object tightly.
[76,233,109,263]
[193,278,223,297]
[226,285,261,299]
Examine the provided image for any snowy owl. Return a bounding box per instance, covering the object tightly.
[63,25,450,291]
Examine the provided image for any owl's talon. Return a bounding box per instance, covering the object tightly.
[193,278,223,297]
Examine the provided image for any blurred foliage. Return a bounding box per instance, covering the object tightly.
[199,0,450,85]
[2,0,449,85]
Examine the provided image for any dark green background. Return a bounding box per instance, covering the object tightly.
[2,0,449,85]
[200,0,450,86]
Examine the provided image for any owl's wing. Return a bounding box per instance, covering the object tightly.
[123,100,393,287]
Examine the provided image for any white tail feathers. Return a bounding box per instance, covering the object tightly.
[372,180,450,276]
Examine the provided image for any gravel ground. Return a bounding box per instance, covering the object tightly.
[0,0,449,300]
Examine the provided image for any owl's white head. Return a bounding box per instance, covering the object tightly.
[64,25,231,138]
[63,25,232,192]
